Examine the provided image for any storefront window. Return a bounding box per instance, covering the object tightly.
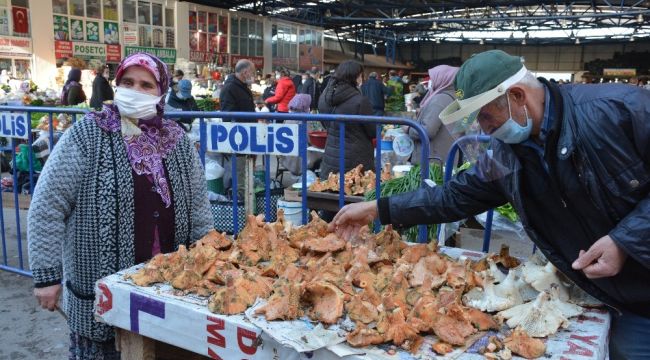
[138,25,151,46]
[125,1,172,48]
[103,0,117,21]
[123,0,136,23]
[14,58,29,79]
[0,8,9,36]
[86,0,100,18]
[70,18,84,41]
[104,21,118,44]
[138,1,150,24]
[152,3,162,26]
[231,17,263,56]
[70,0,84,17]
[52,0,67,14]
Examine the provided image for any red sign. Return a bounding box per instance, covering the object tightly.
[96,282,113,315]
[12,7,28,34]
[106,44,121,63]
[230,55,264,70]
[55,40,73,59]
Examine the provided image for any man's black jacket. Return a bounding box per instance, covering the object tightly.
[219,75,255,122]
[379,80,650,317]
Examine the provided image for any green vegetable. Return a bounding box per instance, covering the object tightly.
[364,164,443,242]
[364,162,520,241]
[197,97,217,111]
[495,203,519,222]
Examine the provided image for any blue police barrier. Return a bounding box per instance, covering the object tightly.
[172,110,431,240]
[0,106,433,278]
[0,106,88,277]
[443,134,495,252]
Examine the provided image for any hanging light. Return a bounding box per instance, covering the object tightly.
[638,14,644,23]
[630,36,635,42]
[436,38,441,44]
[325,9,332,17]
[575,37,580,44]
[522,39,526,45]
[511,19,516,28]
[375,20,380,28]
[432,21,438,30]
[479,38,484,45]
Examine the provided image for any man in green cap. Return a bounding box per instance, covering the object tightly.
[330,49,650,358]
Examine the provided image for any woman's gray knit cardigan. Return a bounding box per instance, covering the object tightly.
[27,116,212,341]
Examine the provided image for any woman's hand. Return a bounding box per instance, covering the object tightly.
[329,201,378,240]
[34,284,62,311]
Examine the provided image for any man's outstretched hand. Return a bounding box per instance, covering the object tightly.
[572,235,627,279]
[329,201,378,241]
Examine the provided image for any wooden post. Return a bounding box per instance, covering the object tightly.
[244,155,255,215]
[116,328,156,360]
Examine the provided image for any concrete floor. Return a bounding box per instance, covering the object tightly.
[0,206,534,360]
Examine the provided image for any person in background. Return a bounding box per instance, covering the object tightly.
[404,65,459,164]
[0,69,10,85]
[166,79,199,131]
[299,70,319,112]
[29,52,212,360]
[219,59,257,193]
[385,69,405,113]
[61,68,86,106]
[292,71,303,92]
[361,71,390,116]
[265,68,296,113]
[318,60,374,221]
[220,59,256,120]
[255,99,269,112]
[262,74,277,112]
[89,64,114,110]
[412,83,427,109]
[170,69,184,92]
[321,69,334,90]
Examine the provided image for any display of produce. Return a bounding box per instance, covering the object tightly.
[308,164,392,195]
[126,211,600,358]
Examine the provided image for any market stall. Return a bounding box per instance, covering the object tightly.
[95,214,610,360]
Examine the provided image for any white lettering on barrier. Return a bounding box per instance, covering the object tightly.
[207,123,299,156]
[0,112,28,139]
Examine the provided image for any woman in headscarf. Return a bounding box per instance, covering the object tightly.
[61,68,87,106]
[405,65,459,164]
[28,53,213,359]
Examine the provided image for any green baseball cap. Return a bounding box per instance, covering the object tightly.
[440,50,528,126]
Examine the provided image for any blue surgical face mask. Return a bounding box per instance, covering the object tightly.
[490,94,532,144]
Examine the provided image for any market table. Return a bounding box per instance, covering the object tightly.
[94,247,611,360]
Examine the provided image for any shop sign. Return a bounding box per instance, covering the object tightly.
[190,50,217,63]
[123,30,137,46]
[603,68,636,77]
[207,123,299,156]
[0,112,28,140]
[106,44,121,63]
[0,36,31,56]
[230,55,264,69]
[299,44,323,71]
[55,40,73,59]
[125,46,176,64]
[73,42,106,59]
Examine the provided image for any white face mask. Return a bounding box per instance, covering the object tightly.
[275,74,281,80]
[114,87,162,120]
[301,79,307,84]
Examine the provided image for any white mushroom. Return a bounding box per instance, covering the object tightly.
[485,258,506,283]
[463,271,523,312]
[521,261,570,300]
[496,285,582,337]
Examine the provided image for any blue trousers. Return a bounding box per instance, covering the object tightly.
[609,309,650,359]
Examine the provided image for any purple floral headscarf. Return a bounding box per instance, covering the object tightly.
[90,52,183,208]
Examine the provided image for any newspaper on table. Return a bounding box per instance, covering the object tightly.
[95,247,611,360]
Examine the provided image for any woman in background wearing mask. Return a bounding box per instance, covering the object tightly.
[265,68,296,113]
[27,53,213,360]
[89,63,114,110]
[404,65,459,165]
[166,79,199,131]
